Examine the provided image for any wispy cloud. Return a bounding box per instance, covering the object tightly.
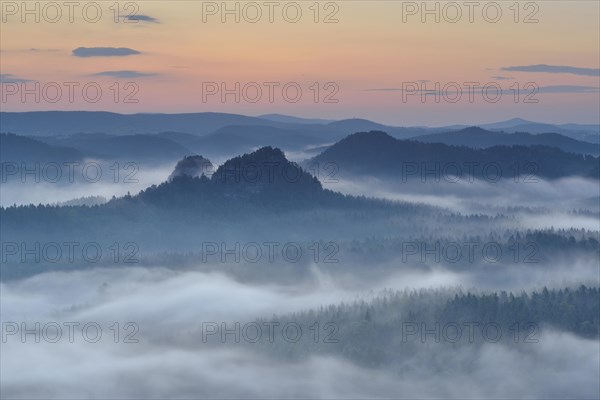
[502,64,600,77]
[72,47,141,57]
[92,70,157,78]
[491,76,514,80]
[29,48,61,52]
[126,14,159,23]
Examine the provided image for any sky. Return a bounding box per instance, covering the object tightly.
[1,0,599,125]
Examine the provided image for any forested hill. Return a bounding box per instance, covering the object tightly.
[307,131,600,180]
[133,146,337,208]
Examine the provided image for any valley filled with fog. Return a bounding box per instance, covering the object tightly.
[1,113,599,398]
[2,0,598,395]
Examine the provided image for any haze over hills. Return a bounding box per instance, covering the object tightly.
[4,111,597,141]
[4,113,599,193]
[400,117,599,139]
[0,111,290,136]
[0,111,443,143]
[3,119,599,189]
[158,125,328,160]
[35,133,193,163]
[479,118,600,143]
[2,112,598,161]
[0,132,192,166]
[0,133,84,164]
[481,117,600,132]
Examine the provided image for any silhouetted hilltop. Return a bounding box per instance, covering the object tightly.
[168,155,214,181]
[213,146,321,188]
[135,146,330,208]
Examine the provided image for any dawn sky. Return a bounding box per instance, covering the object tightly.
[1,0,599,125]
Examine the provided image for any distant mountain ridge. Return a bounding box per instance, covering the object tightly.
[38,133,193,162]
[479,118,599,143]
[1,132,192,165]
[258,114,335,124]
[2,112,598,163]
[0,111,288,136]
[413,127,599,155]
[0,133,84,164]
[0,111,440,141]
[2,112,597,141]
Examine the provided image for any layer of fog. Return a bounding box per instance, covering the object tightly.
[284,144,333,162]
[3,333,598,399]
[1,266,461,323]
[323,176,600,229]
[5,263,597,326]
[2,266,598,399]
[0,160,176,207]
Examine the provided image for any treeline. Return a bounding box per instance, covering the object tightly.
[198,286,600,368]
[1,221,597,281]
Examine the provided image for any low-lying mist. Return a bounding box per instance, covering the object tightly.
[0,160,176,207]
[323,176,600,230]
[2,147,599,399]
[2,266,598,399]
